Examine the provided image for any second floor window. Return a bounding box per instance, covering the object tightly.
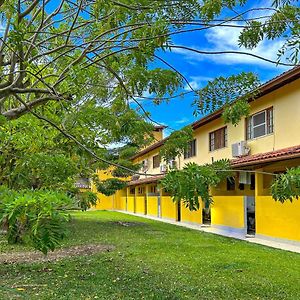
[184,139,196,159]
[152,155,160,169]
[138,187,145,194]
[209,127,227,151]
[246,107,273,140]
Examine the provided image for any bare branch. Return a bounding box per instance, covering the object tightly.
[19,0,39,20]
[168,45,296,67]
[3,95,66,120]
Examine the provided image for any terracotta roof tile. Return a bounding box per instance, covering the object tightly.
[128,145,300,186]
[232,145,300,167]
[127,174,165,186]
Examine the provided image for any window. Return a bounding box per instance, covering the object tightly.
[130,187,135,194]
[184,139,196,159]
[227,177,235,191]
[246,107,273,140]
[250,174,255,190]
[209,127,227,151]
[138,187,144,194]
[238,183,245,190]
[150,185,157,194]
[152,155,160,169]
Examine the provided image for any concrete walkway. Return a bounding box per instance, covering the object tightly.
[115,210,300,254]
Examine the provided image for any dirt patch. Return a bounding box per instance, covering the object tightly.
[111,221,146,227]
[0,244,115,264]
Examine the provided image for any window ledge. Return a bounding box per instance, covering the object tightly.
[183,155,196,160]
[209,146,228,153]
[247,132,274,142]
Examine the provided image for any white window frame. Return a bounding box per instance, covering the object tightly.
[251,110,267,139]
[247,108,273,140]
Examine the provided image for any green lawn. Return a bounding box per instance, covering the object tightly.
[1,211,300,300]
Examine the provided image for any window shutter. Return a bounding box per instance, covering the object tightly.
[267,107,273,134]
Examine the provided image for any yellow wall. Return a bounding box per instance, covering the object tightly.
[211,196,245,229]
[94,77,300,244]
[133,78,300,176]
[256,196,300,242]
[127,196,135,213]
[161,196,177,220]
[212,179,255,197]
[135,196,146,214]
[94,190,125,210]
[94,194,113,210]
[153,130,163,142]
[116,196,127,211]
[185,79,300,166]
[147,196,159,217]
[93,168,129,210]
[134,148,162,175]
[181,202,202,224]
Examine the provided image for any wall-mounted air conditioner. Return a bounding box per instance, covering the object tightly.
[142,159,149,172]
[168,159,177,169]
[232,141,250,157]
[160,164,167,173]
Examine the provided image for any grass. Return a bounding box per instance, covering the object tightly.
[1,210,300,300]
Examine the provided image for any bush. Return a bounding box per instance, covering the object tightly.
[0,188,72,254]
[77,191,98,211]
[95,178,127,196]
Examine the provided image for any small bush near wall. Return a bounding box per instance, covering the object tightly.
[0,187,72,254]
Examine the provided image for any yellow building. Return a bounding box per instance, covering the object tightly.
[95,66,300,244]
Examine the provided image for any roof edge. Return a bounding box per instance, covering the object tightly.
[132,66,300,160]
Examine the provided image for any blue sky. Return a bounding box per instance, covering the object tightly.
[132,2,295,136]
[0,1,295,137]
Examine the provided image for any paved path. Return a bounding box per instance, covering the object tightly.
[115,210,300,254]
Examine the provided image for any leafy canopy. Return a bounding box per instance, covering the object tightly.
[160,126,194,162]
[0,188,72,254]
[160,160,232,210]
[271,167,300,203]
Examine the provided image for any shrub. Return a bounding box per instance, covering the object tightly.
[77,191,98,211]
[0,188,72,254]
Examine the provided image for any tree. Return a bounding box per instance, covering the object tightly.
[0,0,299,251]
[0,0,298,122]
[0,104,155,252]
[161,160,232,210]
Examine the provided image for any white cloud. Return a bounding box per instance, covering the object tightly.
[106,142,126,150]
[204,22,285,67]
[184,75,214,91]
[175,117,190,125]
[184,79,201,91]
[173,21,289,69]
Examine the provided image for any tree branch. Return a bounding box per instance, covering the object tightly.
[168,45,296,67]
[2,96,65,120]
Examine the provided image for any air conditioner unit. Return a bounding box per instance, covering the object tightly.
[142,159,149,172]
[239,172,251,184]
[160,164,167,173]
[232,141,250,157]
[168,159,177,169]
